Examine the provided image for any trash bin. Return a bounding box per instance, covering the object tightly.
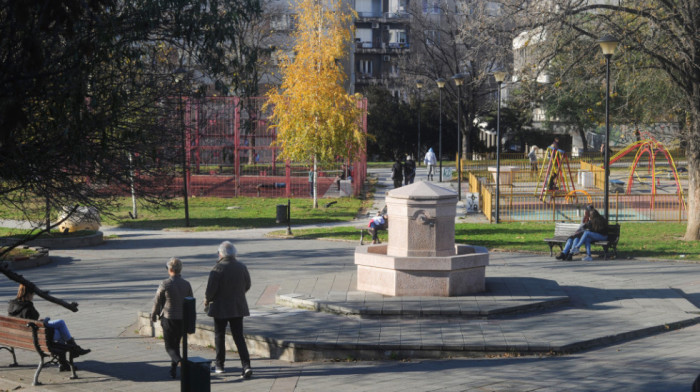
[183,297,196,334]
[276,204,288,224]
[182,356,211,392]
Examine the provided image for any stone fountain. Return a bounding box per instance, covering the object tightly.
[355,181,488,296]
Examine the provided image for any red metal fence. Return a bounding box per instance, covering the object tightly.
[167,96,367,199]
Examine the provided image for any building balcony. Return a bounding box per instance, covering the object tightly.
[354,41,410,54]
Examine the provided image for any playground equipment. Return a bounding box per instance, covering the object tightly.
[535,146,576,200]
[609,137,686,209]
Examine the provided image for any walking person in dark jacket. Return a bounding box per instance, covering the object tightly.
[204,241,253,379]
[391,158,403,188]
[8,284,90,371]
[403,155,416,185]
[151,257,193,379]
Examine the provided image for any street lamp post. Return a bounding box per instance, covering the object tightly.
[493,70,507,224]
[452,73,467,201]
[416,81,423,164]
[436,78,446,181]
[174,68,190,227]
[597,34,619,221]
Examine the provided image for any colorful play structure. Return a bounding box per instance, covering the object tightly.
[534,136,686,210]
[535,146,576,200]
[609,136,686,209]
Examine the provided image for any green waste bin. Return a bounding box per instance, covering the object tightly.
[276,204,288,224]
[182,356,211,392]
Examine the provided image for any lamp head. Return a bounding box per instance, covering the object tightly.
[173,67,187,83]
[452,73,467,86]
[493,70,507,84]
[597,34,619,56]
[436,78,446,89]
[416,81,424,89]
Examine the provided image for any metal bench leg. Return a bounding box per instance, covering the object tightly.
[33,356,45,386]
[68,352,78,380]
[0,346,18,367]
[603,246,609,260]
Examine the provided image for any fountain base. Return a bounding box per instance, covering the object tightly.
[354,244,489,297]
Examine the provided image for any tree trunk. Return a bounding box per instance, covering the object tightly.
[313,155,318,209]
[577,127,588,152]
[684,108,700,240]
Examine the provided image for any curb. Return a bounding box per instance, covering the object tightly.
[2,246,51,270]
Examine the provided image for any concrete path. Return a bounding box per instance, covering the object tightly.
[1,168,699,391]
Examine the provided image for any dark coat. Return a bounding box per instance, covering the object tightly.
[8,299,40,320]
[391,162,403,180]
[205,256,251,319]
[151,275,193,321]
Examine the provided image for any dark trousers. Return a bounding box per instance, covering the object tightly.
[214,317,250,369]
[161,318,183,365]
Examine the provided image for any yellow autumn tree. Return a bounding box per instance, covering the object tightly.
[265,0,364,208]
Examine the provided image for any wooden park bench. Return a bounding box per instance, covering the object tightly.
[544,222,621,260]
[0,315,79,386]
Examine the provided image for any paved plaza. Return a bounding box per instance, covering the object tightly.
[1,168,700,391]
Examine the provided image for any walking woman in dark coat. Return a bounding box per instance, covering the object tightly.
[151,257,193,379]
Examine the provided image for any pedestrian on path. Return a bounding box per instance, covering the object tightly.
[151,257,193,379]
[368,212,388,244]
[403,155,416,185]
[391,158,403,188]
[528,145,538,173]
[8,284,91,371]
[424,148,437,181]
[204,241,253,379]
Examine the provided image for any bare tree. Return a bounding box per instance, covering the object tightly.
[401,0,513,158]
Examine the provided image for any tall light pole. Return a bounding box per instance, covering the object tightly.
[493,70,507,224]
[174,68,190,227]
[416,81,423,164]
[597,34,619,221]
[436,78,446,181]
[452,73,467,201]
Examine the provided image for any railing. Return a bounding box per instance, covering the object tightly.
[468,167,686,222]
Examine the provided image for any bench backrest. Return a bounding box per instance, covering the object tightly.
[554,223,581,237]
[0,315,51,354]
[607,224,621,244]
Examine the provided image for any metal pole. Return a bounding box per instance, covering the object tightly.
[286,198,292,235]
[604,54,611,221]
[417,90,421,164]
[496,81,502,223]
[179,91,190,227]
[439,88,443,182]
[457,86,461,200]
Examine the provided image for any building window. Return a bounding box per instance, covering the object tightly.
[359,60,373,76]
[422,0,440,14]
[390,63,400,77]
[486,1,501,17]
[425,30,439,46]
[388,29,407,48]
[271,14,296,30]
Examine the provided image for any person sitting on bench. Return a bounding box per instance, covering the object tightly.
[556,205,592,260]
[8,284,91,371]
[566,207,608,261]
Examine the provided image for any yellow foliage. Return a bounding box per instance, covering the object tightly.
[264,0,365,164]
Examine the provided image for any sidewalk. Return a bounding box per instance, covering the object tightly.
[1,168,699,391]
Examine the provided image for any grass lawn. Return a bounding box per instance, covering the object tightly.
[0,197,367,231]
[269,221,699,261]
[99,196,367,230]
